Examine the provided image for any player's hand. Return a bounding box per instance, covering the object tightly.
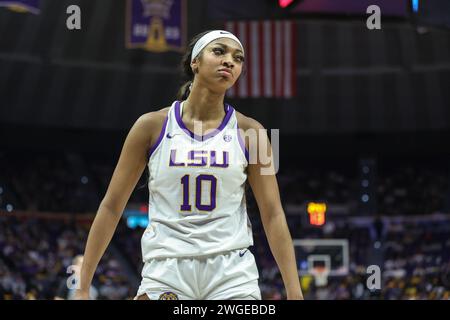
[74,289,90,300]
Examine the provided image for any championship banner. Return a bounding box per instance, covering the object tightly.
[0,0,40,14]
[126,0,187,53]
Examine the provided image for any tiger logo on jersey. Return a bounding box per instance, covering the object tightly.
[159,292,179,300]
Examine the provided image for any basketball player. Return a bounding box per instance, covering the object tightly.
[75,30,303,300]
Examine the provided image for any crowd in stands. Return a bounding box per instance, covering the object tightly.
[0,152,100,213]
[376,165,449,216]
[278,165,357,206]
[0,215,134,300]
[1,152,449,216]
[253,217,450,300]
[1,151,449,299]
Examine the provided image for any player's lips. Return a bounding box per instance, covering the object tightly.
[218,68,233,78]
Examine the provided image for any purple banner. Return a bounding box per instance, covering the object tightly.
[0,0,40,14]
[292,0,408,17]
[126,0,187,53]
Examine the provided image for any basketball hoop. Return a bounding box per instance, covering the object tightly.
[311,266,329,287]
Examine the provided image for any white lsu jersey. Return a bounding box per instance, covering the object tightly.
[141,100,253,261]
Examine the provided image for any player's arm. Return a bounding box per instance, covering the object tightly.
[243,116,304,300]
[75,111,164,299]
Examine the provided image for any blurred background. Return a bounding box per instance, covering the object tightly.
[1,0,450,300]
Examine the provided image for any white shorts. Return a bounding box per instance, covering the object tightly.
[135,248,261,300]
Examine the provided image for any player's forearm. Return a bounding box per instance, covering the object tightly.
[262,211,304,299]
[79,202,122,292]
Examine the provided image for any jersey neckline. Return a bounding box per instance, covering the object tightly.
[174,100,234,142]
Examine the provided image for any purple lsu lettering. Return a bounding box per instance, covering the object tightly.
[169,150,229,168]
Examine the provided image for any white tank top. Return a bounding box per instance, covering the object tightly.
[141,100,253,260]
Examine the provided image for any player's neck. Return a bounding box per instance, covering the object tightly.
[183,86,226,122]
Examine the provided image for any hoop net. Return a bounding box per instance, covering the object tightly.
[310,266,329,287]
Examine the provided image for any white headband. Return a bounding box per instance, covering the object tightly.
[191,30,244,63]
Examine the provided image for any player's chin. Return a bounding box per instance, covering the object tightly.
[210,77,236,94]
[218,78,236,91]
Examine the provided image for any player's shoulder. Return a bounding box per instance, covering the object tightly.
[131,106,170,145]
[138,106,170,126]
[134,106,170,132]
[234,110,265,131]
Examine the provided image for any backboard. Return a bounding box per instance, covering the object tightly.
[293,239,349,277]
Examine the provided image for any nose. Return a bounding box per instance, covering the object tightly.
[222,53,234,69]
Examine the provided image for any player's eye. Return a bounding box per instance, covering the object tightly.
[235,55,245,63]
[213,47,224,55]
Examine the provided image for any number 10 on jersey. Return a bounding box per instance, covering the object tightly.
[180,174,217,213]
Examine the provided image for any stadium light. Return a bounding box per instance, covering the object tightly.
[412,0,419,13]
[278,0,300,9]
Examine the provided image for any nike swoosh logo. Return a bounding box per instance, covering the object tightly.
[166,133,174,139]
[220,31,230,34]
[239,249,248,257]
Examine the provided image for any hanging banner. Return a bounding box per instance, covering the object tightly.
[126,0,187,53]
[225,20,298,99]
[0,0,40,14]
